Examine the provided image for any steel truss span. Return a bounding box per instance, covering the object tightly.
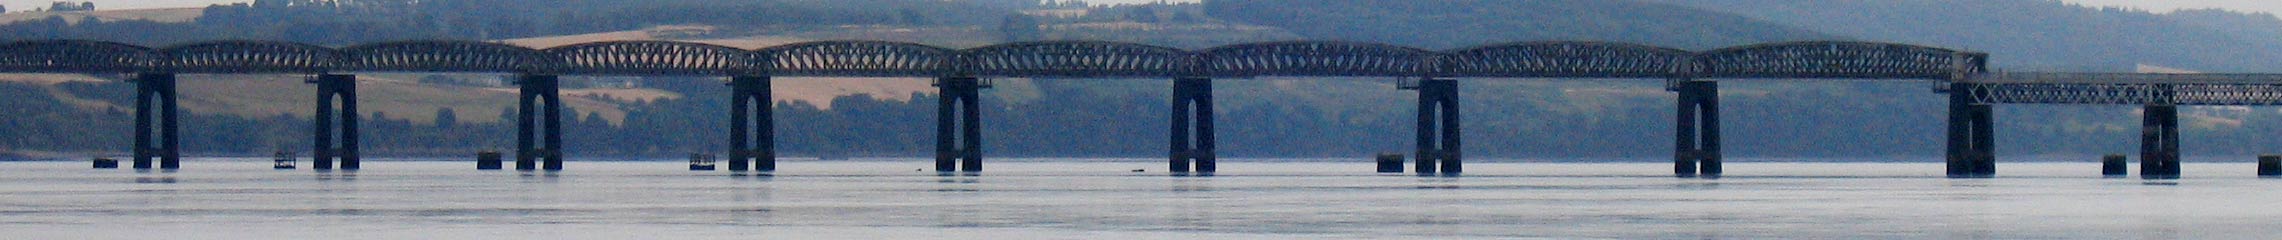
[0,39,1987,79]
[1971,84,2282,105]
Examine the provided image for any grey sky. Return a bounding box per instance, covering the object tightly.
[5,0,2272,15]
[0,0,1198,11]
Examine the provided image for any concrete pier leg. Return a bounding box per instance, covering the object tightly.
[541,77,564,171]
[1674,80,1721,177]
[1971,104,1995,176]
[729,84,751,173]
[935,84,957,173]
[959,79,983,173]
[158,74,179,170]
[729,76,774,172]
[514,80,536,171]
[2103,154,2128,177]
[1673,80,1699,178]
[1945,83,1995,178]
[339,76,360,170]
[1169,80,1192,174]
[1170,77,1215,174]
[1195,86,1217,174]
[131,74,178,170]
[312,77,336,170]
[516,75,562,171]
[132,76,153,170]
[935,77,984,173]
[1699,82,1722,176]
[2141,104,2181,179]
[1438,81,1462,175]
[2257,155,2279,177]
[311,74,360,170]
[1411,79,1460,176]
[752,77,776,172]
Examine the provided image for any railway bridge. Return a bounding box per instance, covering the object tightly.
[5,39,2272,179]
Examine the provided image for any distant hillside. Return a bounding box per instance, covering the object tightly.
[0,8,201,24]
[1648,0,2282,72]
[1202,0,1838,50]
[2164,8,2282,51]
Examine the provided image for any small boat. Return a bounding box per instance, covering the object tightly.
[273,151,296,169]
[688,153,716,171]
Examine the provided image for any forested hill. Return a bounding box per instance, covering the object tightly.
[1201,0,1836,50]
[1647,0,2282,72]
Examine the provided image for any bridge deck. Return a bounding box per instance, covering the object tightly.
[1966,72,2282,105]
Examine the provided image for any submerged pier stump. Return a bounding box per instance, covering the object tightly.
[2260,155,2280,177]
[92,158,118,169]
[2102,154,2127,177]
[476,151,502,170]
[690,153,717,171]
[1376,153,1404,173]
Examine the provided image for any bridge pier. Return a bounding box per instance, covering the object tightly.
[1673,79,1721,177]
[131,73,180,170]
[728,76,775,172]
[1409,78,1461,176]
[1945,82,1997,178]
[936,77,984,173]
[310,74,360,170]
[516,75,564,171]
[1170,77,1216,175]
[2141,103,2182,179]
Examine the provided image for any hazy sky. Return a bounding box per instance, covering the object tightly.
[0,0,1199,11]
[6,0,2278,15]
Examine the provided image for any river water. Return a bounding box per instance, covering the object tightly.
[0,158,2276,239]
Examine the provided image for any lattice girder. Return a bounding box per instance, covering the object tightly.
[759,41,955,77]
[0,40,157,73]
[1441,41,1693,78]
[962,41,1196,78]
[343,40,551,73]
[545,41,755,76]
[1201,41,1435,77]
[160,40,342,73]
[1699,41,1976,79]
[1973,83,2282,106]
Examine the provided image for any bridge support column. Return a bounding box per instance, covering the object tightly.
[1674,79,1721,178]
[1170,77,1216,175]
[131,73,180,170]
[516,75,564,171]
[1411,78,1461,176]
[310,74,360,170]
[729,76,775,173]
[936,77,984,173]
[1945,83,1996,178]
[2141,103,2182,179]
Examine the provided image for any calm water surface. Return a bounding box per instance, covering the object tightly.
[0,159,2276,239]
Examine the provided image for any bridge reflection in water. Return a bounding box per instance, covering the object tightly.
[5,39,2272,179]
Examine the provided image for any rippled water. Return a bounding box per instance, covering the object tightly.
[1,159,2277,239]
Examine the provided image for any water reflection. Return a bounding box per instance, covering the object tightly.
[732,172,774,181]
[133,176,177,184]
[1414,177,1460,189]
[14,161,2281,238]
[517,171,560,183]
[314,171,356,182]
[1171,177,1213,192]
